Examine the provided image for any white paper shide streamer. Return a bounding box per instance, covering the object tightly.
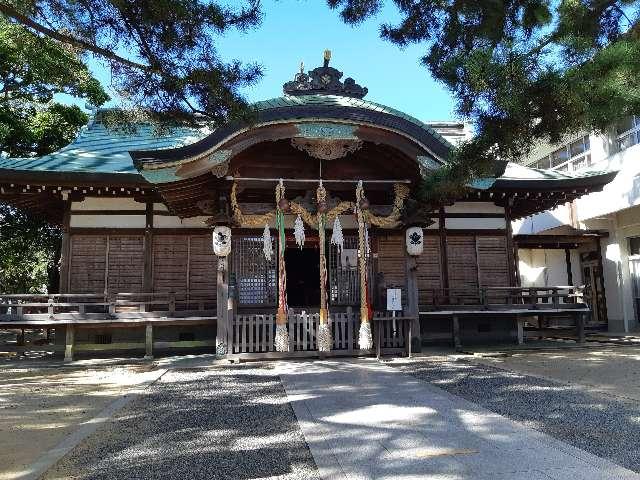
[330,216,344,253]
[364,223,370,254]
[294,214,305,249]
[262,224,273,261]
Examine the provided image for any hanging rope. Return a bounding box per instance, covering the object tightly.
[367,183,410,228]
[356,180,373,350]
[230,181,408,229]
[317,181,332,352]
[274,179,290,352]
[231,181,275,227]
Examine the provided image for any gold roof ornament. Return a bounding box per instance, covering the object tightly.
[283,49,368,98]
[324,49,331,66]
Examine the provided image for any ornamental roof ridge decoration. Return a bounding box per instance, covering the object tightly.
[283,50,368,99]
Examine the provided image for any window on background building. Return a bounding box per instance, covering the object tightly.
[530,135,591,172]
[616,116,640,151]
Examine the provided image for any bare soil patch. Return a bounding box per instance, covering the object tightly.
[0,361,157,480]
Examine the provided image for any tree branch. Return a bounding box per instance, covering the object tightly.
[0,2,154,72]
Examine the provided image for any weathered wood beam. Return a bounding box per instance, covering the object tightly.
[59,199,72,293]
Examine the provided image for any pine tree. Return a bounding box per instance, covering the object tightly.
[329,0,640,200]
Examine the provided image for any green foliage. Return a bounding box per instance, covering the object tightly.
[0,0,263,127]
[0,17,109,105]
[0,205,61,294]
[0,102,89,157]
[0,18,107,293]
[0,16,109,156]
[329,0,640,202]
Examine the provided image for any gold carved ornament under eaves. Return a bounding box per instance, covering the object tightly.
[230,181,409,229]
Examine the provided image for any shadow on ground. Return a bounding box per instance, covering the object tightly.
[43,365,318,480]
[395,359,640,473]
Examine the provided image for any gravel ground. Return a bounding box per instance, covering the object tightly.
[394,358,640,473]
[43,364,318,480]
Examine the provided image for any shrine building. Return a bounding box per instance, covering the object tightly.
[0,52,616,360]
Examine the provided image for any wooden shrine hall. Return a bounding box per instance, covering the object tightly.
[0,52,617,360]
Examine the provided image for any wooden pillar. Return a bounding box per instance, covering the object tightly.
[438,207,449,301]
[144,323,153,359]
[143,202,154,293]
[577,312,586,343]
[216,256,229,354]
[504,198,519,287]
[565,248,574,285]
[595,237,609,324]
[405,254,421,352]
[64,325,75,362]
[59,197,72,294]
[517,317,524,345]
[452,315,461,352]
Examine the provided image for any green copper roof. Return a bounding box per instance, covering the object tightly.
[0,98,613,191]
[253,94,453,149]
[0,95,452,178]
[0,118,205,175]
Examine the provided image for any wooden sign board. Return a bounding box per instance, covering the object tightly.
[387,288,402,311]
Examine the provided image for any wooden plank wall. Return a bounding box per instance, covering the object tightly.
[446,236,479,290]
[416,236,442,304]
[414,233,510,301]
[476,236,510,287]
[68,233,216,304]
[107,235,144,294]
[152,235,188,300]
[69,235,107,293]
[377,234,406,288]
[188,235,217,304]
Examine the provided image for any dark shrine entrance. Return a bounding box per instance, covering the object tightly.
[285,247,321,307]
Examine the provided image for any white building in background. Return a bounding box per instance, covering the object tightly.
[515,116,640,332]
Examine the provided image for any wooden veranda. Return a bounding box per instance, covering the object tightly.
[0,285,591,360]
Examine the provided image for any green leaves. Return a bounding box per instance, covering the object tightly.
[0,17,109,105]
[0,204,61,294]
[1,0,262,127]
[0,102,89,157]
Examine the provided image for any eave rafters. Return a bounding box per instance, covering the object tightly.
[0,179,159,224]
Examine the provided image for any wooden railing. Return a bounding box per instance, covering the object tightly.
[229,311,410,356]
[420,286,586,311]
[0,292,216,322]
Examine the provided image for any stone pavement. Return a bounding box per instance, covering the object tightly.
[277,359,640,480]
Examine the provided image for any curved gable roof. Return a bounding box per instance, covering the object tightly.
[130,94,453,171]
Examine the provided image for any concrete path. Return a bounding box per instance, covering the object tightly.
[277,359,640,480]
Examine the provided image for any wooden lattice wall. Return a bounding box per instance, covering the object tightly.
[231,235,276,306]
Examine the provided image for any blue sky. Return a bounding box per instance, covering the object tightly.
[71,0,456,122]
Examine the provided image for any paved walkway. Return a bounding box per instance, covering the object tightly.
[277,359,640,480]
